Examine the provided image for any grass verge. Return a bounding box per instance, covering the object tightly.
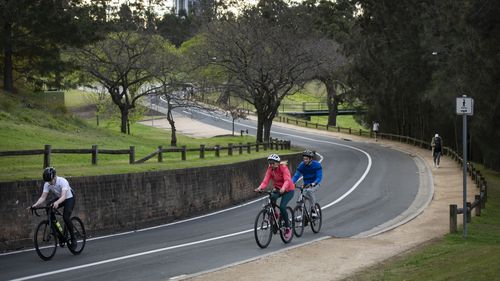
[343,166,500,281]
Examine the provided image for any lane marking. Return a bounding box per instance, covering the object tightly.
[8,229,254,281]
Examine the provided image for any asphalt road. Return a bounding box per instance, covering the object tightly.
[0,105,421,281]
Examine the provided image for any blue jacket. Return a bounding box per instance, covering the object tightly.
[292,160,323,185]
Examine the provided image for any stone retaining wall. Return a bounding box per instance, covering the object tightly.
[0,154,301,251]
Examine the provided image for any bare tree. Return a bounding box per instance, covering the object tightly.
[70,32,161,134]
[147,39,211,146]
[201,4,319,142]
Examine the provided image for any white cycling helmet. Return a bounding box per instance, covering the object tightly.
[267,153,281,162]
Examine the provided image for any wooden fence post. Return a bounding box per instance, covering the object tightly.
[247,143,251,154]
[255,142,259,152]
[182,145,187,160]
[475,195,481,216]
[215,145,220,157]
[200,144,205,159]
[228,143,233,156]
[129,146,135,164]
[450,204,458,233]
[44,144,51,168]
[158,146,163,162]
[92,145,98,165]
[239,143,243,154]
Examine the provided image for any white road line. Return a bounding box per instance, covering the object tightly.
[8,107,372,281]
[9,229,254,281]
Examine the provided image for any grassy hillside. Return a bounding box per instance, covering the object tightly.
[0,90,294,182]
[345,166,500,281]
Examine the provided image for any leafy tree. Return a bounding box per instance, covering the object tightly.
[69,32,160,134]
[298,0,354,126]
[0,0,105,92]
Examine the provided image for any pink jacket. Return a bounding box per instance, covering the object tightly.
[258,163,294,192]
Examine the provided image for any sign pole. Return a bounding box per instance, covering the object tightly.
[462,112,467,238]
[456,94,473,238]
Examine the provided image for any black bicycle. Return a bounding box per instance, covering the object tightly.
[254,190,294,248]
[293,185,322,237]
[30,206,86,261]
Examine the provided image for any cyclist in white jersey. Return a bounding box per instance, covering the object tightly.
[31,167,76,248]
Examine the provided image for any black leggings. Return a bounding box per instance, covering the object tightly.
[47,197,75,238]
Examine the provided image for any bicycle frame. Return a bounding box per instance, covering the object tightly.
[262,192,281,230]
[31,206,67,240]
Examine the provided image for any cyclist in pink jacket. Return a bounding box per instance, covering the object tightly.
[254,154,295,239]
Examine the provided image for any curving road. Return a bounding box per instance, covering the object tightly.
[0,104,430,281]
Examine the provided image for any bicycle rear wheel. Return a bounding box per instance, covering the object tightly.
[34,220,57,261]
[310,203,322,233]
[68,217,86,255]
[279,206,294,243]
[293,205,305,237]
[254,209,273,249]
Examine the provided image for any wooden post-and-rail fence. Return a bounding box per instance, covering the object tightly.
[0,138,291,168]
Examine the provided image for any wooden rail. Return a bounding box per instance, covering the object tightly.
[0,138,292,167]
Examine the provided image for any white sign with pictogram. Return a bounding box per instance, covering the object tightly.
[456,96,474,115]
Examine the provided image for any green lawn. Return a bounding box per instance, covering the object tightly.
[345,166,500,281]
[0,91,296,182]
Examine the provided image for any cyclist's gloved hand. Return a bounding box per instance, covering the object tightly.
[254,187,262,192]
[311,182,316,187]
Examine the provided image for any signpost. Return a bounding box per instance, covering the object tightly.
[456,95,473,238]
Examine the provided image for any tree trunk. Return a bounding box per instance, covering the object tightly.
[263,118,273,142]
[256,114,265,143]
[120,107,128,134]
[324,78,339,127]
[3,22,15,92]
[166,100,177,146]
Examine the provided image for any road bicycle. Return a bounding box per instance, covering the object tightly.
[254,190,294,248]
[293,185,322,237]
[30,206,86,261]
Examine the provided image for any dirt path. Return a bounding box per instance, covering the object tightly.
[140,116,474,281]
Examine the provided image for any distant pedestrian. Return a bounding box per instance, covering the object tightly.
[372,121,380,141]
[431,133,443,168]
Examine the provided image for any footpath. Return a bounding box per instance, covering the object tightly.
[141,116,474,281]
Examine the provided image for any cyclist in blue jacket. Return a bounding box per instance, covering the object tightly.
[292,150,323,216]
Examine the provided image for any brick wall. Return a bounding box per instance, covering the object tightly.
[0,154,301,252]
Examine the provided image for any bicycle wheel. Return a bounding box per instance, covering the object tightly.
[293,205,305,237]
[254,209,273,249]
[68,217,86,255]
[279,206,294,244]
[310,203,322,233]
[34,220,57,261]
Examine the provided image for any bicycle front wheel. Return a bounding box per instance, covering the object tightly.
[68,217,86,255]
[293,205,305,237]
[254,209,273,249]
[310,203,322,233]
[34,220,57,261]
[279,206,294,244]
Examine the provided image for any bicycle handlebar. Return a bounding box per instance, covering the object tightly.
[30,205,61,217]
